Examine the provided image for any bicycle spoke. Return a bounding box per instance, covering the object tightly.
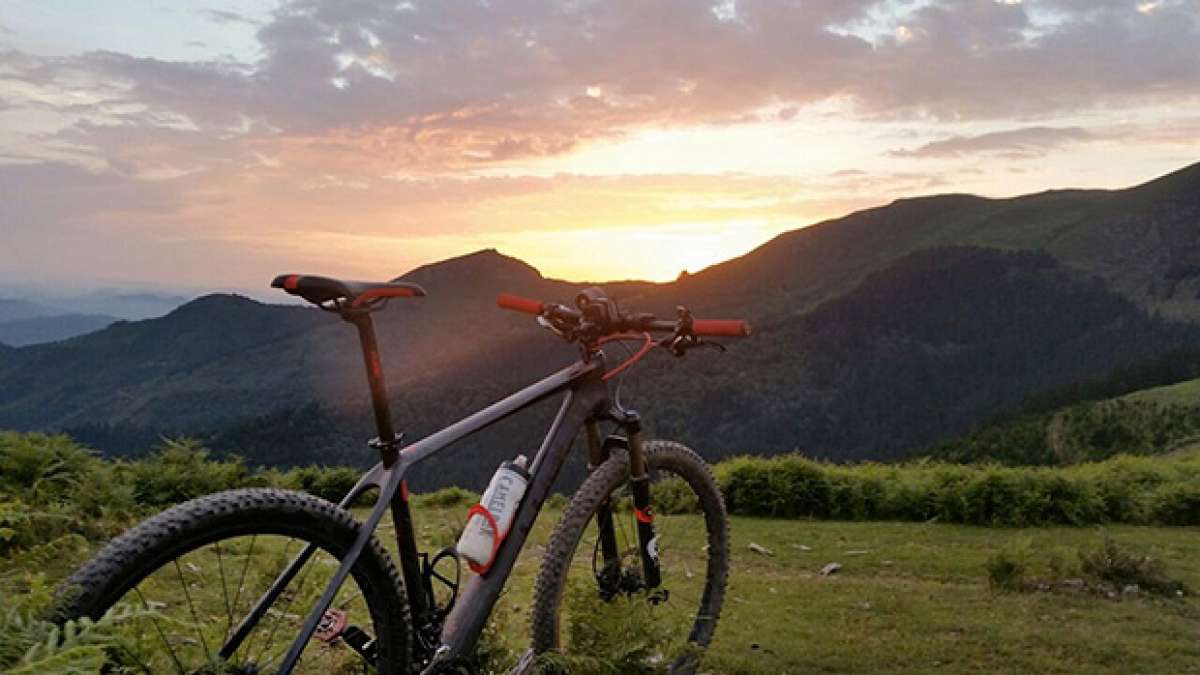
[215,540,234,643]
[256,538,316,667]
[115,640,154,674]
[240,535,295,665]
[227,533,257,661]
[134,586,187,675]
[60,489,406,674]
[173,558,212,659]
[552,454,725,671]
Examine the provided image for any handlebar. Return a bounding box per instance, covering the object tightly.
[496,293,545,316]
[692,319,751,337]
[495,291,751,340]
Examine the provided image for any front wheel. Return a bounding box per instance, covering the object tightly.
[55,488,411,673]
[530,440,729,673]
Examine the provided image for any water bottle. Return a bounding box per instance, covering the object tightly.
[457,455,530,573]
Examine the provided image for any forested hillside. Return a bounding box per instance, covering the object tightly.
[1,162,1199,489]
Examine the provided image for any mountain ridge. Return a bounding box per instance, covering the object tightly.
[1,160,1198,488]
[0,313,118,347]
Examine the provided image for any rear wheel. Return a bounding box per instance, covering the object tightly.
[56,488,411,674]
[531,440,729,673]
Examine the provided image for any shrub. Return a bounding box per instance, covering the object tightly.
[539,580,688,674]
[415,486,479,509]
[121,438,249,506]
[0,501,80,555]
[986,537,1032,592]
[826,464,891,520]
[279,465,365,504]
[713,452,1200,527]
[543,492,569,511]
[650,478,698,515]
[1078,537,1186,596]
[0,432,99,505]
[719,455,832,518]
[1151,482,1200,525]
[0,576,139,674]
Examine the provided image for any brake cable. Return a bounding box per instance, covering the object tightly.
[598,332,654,382]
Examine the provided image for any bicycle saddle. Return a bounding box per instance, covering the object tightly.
[271,273,427,308]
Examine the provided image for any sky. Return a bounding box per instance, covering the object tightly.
[1,0,1198,295]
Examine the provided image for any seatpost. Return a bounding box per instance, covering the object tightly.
[347,311,430,623]
[349,313,400,466]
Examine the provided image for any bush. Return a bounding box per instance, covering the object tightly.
[279,465,365,504]
[0,501,79,555]
[120,438,250,506]
[715,451,1200,527]
[1078,537,1186,596]
[0,575,136,674]
[539,580,688,674]
[6,431,1200,533]
[986,537,1032,592]
[543,492,569,511]
[1151,482,1200,525]
[0,432,99,505]
[415,486,479,509]
[650,478,698,515]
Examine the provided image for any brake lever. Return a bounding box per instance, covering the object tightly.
[659,333,725,357]
[536,315,566,339]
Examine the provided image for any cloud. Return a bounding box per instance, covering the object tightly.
[888,126,1097,159]
[198,9,259,27]
[4,0,1198,174]
[2,0,1200,288]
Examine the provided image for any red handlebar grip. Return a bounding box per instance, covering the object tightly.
[692,319,751,337]
[497,293,545,315]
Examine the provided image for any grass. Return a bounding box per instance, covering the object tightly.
[361,502,1200,675]
[3,425,1198,673]
[1123,377,1200,407]
[2,496,1197,673]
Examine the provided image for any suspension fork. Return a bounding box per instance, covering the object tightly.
[586,421,621,594]
[624,413,662,589]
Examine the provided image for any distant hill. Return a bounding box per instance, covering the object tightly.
[0,313,116,346]
[644,246,1199,463]
[0,298,61,323]
[659,161,1200,322]
[38,290,191,320]
[1122,377,1200,407]
[1,161,1199,488]
[921,374,1200,467]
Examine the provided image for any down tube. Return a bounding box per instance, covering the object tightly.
[437,372,609,656]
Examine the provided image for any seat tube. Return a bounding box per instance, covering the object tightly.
[349,313,428,619]
[625,413,662,589]
[350,314,399,463]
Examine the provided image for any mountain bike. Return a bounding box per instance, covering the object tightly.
[56,273,751,674]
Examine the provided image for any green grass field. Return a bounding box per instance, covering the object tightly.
[380,503,1200,675]
[7,432,1200,673]
[4,498,1198,674]
[1124,378,1200,407]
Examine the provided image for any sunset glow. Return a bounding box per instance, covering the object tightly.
[2,1,1199,292]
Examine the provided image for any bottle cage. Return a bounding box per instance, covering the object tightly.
[421,546,461,618]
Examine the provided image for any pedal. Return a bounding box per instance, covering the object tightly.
[341,625,378,664]
[314,609,378,666]
[314,609,347,642]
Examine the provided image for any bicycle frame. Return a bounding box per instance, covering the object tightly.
[220,310,646,674]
